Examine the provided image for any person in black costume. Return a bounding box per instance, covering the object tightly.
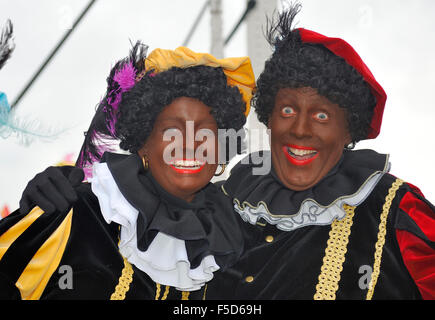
[206,5,435,300]
[0,42,255,299]
[11,5,435,300]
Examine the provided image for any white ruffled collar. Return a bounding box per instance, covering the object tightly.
[89,162,219,291]
[223,149,390,231]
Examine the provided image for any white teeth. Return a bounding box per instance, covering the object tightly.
[288,147,317,156]
[172,160,204,168]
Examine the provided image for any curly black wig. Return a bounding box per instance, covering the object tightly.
[115,65,246,154]
[76,42,247,169]
[253,4,376,145]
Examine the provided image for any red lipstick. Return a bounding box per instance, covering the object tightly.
[282,145,319,166]
[169,159,206,174]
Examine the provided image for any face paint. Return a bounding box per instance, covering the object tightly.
[138,97,219,202]
[269,87,351,191]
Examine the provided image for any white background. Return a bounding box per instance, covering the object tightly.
[1,0,434,212]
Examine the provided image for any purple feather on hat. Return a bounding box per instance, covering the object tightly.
[105,61,137,135]
[110,62,137,110]
[76,41,148,178]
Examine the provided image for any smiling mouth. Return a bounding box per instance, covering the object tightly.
[169,159,206,174]
[282,145,319,166]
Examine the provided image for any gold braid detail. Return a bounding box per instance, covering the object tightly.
[314,204,356,300]
[181,291,190,300]
[154,284,192,300]
[366,178,404,300]
[155,283,171,300]
[110,257,134,300]
[162,285,170,300]
[202,284,208,300]
[155,283,161,299]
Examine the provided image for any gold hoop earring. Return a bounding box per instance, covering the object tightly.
[141,155,149,170]
[214,164,226,176]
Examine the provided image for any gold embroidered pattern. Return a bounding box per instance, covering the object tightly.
[155,283,161,300]
[202,284,208,300]
[181,291,190,300]
[314,204,356,300]
[366,178,404,300]
[110,257,134,300]
[155,283,170,300]
[162,285,170,300]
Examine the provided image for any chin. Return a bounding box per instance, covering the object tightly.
[278,168,319,191]
[286,181,316,191]
[170,175,207,192]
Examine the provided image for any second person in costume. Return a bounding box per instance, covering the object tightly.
[0,42,255,299]
[208,5,435,300]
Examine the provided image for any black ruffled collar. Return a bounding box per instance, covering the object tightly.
[100,152,243,270]
[223,149,390,216]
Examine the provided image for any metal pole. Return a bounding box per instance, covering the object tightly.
[11,0,98,109]
[210,0,224,58]
[183,0,210,47]
[246,0,276,151]
[224,0,256,45]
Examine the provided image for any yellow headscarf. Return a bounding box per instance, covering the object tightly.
[137,47,256,117]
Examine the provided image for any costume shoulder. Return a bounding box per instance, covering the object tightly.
[391,176,435,246]
[0,183,95,300]
[388,175,435,299]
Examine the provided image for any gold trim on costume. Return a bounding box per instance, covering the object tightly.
[154,284,195,300]
[232,168,388,218]
[155,282,161,300]
[17,209,73,300]
[162,285,170,300]
[366,178,404,300]
[110,257,134,300]
[220,185,229,197]
[214,164,227,177]
[154,283,170,300]
[202,284,208,300]
[0,206,73,300]
[0,207,45,260]
[314,204,356,300]
[181,291,190,300]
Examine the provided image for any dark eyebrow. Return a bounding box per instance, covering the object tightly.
[198,119,218,126]
[154,117,217,127]
[154,117,183,125]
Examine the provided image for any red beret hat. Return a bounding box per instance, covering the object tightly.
[298,28,387,139]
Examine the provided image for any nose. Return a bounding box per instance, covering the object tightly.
[180,130,213,160]
[290,113,312,139]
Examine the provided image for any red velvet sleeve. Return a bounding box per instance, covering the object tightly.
[396,187,435,300]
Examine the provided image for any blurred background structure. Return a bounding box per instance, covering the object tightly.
[1,0,434,216]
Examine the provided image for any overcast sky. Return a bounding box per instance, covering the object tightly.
[1,0,435,211]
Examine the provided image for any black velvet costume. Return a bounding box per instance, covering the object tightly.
[1,150,434,299]
[0,153,243,300]
[206,150,435,299]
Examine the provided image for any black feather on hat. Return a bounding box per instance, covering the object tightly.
[0,20,14,70]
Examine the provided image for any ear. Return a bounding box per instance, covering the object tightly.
[343,130,353,148]
[137,143,148,158]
